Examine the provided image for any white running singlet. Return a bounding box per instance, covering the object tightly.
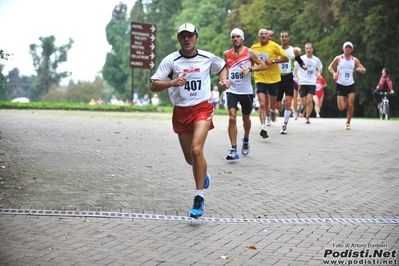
[279,46,295,75]
[225,47,253,94]
[150,49,226,107]
[336,54,355,86]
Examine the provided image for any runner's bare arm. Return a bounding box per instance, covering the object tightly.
[150,73,187,92]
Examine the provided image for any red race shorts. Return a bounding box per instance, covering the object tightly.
[172,101,214,134]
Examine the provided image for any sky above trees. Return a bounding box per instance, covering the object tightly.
[0,0,136,85]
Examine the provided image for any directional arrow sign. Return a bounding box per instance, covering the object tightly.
[131,50,155,60]
[130,60,155,69]
[130,22,156,69]
[131,33,156,43]
[131,22,156,33]
[131,41,156,51]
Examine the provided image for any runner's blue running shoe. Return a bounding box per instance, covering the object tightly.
[226,149,239,160]
[204,173,210,189]
[189,195,205,218]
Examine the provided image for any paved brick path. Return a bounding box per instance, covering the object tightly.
[0,109,398,265]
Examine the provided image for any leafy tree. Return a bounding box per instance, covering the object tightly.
[102,0,399,116]
[172,0,233,89]
[237,0,399,118]
[103,5,130,100]
[145,0,183,61]
[349,0,399,116]
[300,0,399,117]
[42,77,113,103]
[6,68,32,99]
[112,2,128,22]
[0,68,34,101]
[132,0,184,105]
[29,36,73,101]
[0,49,11,90]
[63,77,113,103]
[0,66,9,99]
[174,0,232,56]
[226,0,254,45]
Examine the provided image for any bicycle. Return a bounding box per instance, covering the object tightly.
[377,91,390,120]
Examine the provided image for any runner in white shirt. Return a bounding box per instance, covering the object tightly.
[150,23,230,218]
[294,42,323,124]
[277,30,307,134]
[210,85,220,109]
[328,41,366,130]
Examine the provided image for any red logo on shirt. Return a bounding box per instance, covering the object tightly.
[184,67,200,73]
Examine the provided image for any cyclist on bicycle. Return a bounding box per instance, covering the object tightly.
[373,67,394,108]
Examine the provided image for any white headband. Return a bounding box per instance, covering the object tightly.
[230,28,244,40]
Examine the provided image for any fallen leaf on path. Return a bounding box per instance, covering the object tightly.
[247,244,257,249]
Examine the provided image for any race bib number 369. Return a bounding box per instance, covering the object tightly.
[229,66,244,85]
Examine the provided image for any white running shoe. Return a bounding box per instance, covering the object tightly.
[266,116,271,126]
[280,125,287,134]
[241,139,250,155]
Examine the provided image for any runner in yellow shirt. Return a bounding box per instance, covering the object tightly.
[251,29,288,138]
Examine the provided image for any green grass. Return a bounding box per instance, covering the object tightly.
[0,100,229,115]
[2,101,396,119]
[0,100,169,112]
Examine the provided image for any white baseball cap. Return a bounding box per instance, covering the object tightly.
[177,23,198,35]
[343,41,353,49]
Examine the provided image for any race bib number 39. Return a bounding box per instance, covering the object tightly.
[179,72,207,99]
[279,60,291,74]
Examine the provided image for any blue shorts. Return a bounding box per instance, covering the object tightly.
[256,82,279,96]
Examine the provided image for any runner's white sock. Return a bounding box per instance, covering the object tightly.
[195,190,204,198]
[284,108,292,124]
